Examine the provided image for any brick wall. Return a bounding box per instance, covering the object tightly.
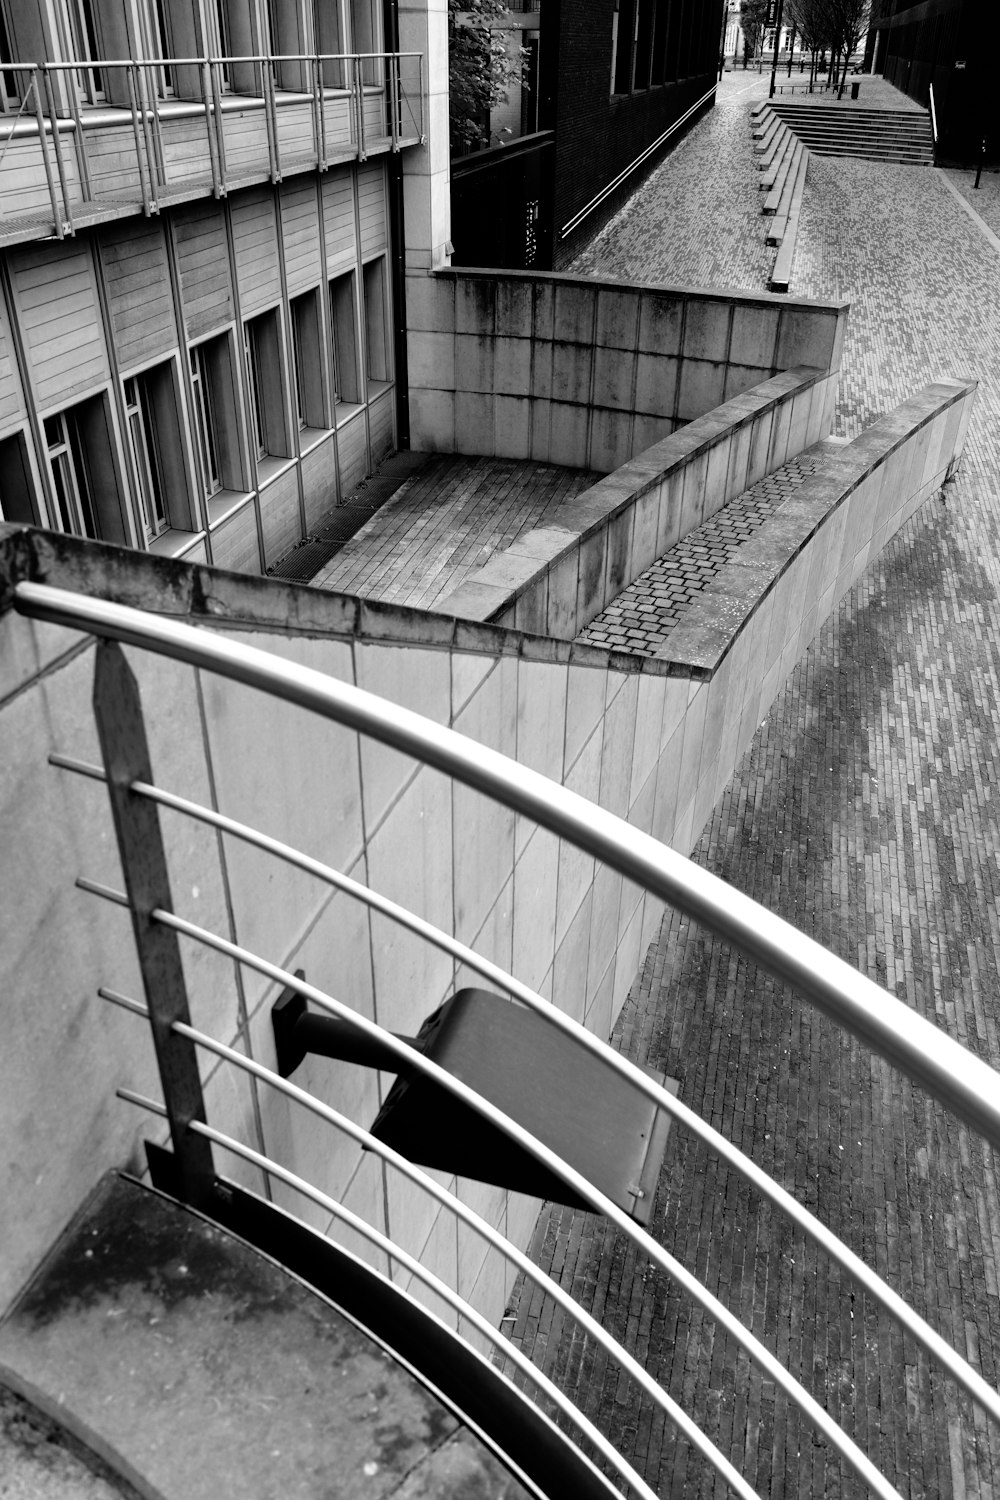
[550,0,722,267]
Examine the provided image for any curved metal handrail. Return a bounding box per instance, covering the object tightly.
[80,876,906,1499]
[17,580,1000,1496]
[16,583,1000,1154]
[49,752,1000,1429]
[105,1003,754,1500]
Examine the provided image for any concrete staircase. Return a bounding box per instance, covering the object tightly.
[751,105,810,294]
[768,101,934,165]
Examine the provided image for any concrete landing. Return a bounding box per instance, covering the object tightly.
[310,454,601,611]
[0,1175,531,1500]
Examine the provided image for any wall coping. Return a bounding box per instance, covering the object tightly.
[429,266,851,317]
[0,375,974,696]
[433,365,827,624]
[660,376,977,679]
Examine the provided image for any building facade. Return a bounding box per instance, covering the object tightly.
[450,0,723,272]
[0,0,421,573]
[868,0,997,160]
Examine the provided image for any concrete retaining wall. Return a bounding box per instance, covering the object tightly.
[434,365,836,636]
[0,371,973,1335]
[405,268,848,473]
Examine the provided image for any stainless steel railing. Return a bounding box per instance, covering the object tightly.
[0,50,423,240]
[15,578,1000,1499]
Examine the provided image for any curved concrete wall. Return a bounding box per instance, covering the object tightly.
[434,365,836,636]
[0,372,974,1334]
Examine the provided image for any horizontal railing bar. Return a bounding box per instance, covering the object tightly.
[147,907,903,1500]
[31,51,417,69]
[101,985,759,1498]
[185,1121,641,1500]
[72,839,1000,1430]
[101,985,150,1018]
[50,752,105,781]
[78,876,129,907]
[110,1023,666,1499]
[17,584,1000,1169]
[118,1085,166,1114]
[130,775,551,1001]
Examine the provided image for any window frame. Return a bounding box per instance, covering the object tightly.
[41,393,128,545]
[328,269,361,414]
[242,306,291,464]
[361,254,391,394]
[290,287,327,433]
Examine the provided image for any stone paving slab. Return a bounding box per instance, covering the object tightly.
[502,71,1000,1500]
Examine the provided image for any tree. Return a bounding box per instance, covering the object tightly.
[739,0,769,63]
[827,0,873,93]
[786,0,872,89]
[448,0,527,154]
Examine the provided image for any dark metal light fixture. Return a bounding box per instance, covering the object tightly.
[273,984,676,1226]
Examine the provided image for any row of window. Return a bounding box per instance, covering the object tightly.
[2,256,391,552]
[0,0,381,113]
[610,0,714,98]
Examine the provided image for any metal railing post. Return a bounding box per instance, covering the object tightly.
[125,63,154,214]
[29,68,64,238]
[202,59,224,196]
[36,67,75,235]
[262,57,281,181]
[92,640,214,1208]
[354,54,366,161]
[389,53,399,150]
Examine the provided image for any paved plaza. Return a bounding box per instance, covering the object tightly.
[502,73,1000,1499]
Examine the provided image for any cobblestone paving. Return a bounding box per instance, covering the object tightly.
[311,454,600,610]
[579,452,819,655]
[505,80,1000,1500]
[570,72,774,291]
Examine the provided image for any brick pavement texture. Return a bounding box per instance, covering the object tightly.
[501,81,1000,1500]
[579,451,820,655]
[311,454,600,610]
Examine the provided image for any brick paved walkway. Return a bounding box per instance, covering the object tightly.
[578,449,821,655]
[502,83,1000,1500]
[311,454,599,610]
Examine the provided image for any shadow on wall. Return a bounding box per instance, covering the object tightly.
[404,268,849,471]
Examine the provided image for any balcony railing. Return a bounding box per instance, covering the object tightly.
[13,578,1000,1499]
[0,50,423,243]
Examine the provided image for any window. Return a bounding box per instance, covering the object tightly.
[0,2,20,113]
[612,0,636,93]
[151,0,175,97]
[290,289,326,431]
[68,0,106,103]
[124,375,167,542]
[243,309,290,461]
[362,257,390,391]
[190,335,242,499]
[203,0,232,89]
[45,409,99,537]
[313,0,344,87]
[614,0,678,94]
[123,362,194,543]
[0,431,38,523]
[350,0,381,85]
[329,271,360,409]
[43,396,127,544]
[190,342,222,496]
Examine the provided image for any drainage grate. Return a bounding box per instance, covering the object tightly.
[267,451,431,585]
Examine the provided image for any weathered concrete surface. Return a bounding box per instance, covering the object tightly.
[0,1175,531,1500]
